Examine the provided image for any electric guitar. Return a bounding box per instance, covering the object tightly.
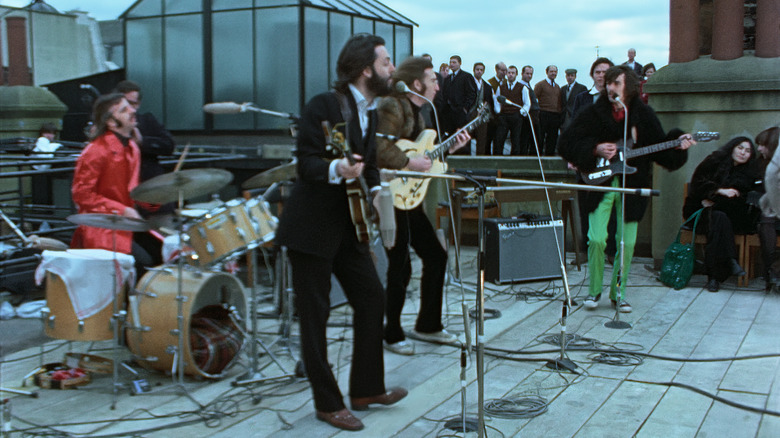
[322,121,376,243]
[387,104,492,210]
[580,131,719,185]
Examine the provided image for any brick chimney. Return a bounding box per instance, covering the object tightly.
[6,16,32,86]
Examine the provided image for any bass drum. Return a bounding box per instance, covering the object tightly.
[127,267,246,379]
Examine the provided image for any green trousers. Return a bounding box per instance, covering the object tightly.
[587,179,639,301]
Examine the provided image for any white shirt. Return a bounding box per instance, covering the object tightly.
[329,84,377,186]
[33,136,62,170]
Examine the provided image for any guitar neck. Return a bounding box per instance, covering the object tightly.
[624,138,681,160]
[427,116,483,160]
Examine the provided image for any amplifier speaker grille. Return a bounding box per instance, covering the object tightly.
[484,218,564,284]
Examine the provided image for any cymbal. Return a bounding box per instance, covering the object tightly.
[243,161,296,189]
[67,213,150,232]
[131,169,233,204]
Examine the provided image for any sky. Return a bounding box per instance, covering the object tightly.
[1,0,671,87]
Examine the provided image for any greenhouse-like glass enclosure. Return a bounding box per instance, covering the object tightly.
[122,0,415,132]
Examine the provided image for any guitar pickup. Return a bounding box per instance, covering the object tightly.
[589,169,613,179]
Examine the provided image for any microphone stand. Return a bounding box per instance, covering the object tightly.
[382,169,654,437]
[504,99,579,372]
[605,96,632,330]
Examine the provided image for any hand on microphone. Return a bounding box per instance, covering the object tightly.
[336,154,364,179]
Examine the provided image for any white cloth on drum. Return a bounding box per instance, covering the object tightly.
[34,249,136,320]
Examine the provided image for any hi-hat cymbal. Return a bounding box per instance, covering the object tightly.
[131,168,233,204]
[243,161,296,189]
[67,214,150,232]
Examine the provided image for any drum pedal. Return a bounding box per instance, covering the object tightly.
[130,379,151,395]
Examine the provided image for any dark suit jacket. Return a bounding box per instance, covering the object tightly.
[441,69,476,125]
[623,61,643,77]
[571,88,599,121]
[136,112,175,182]
[472,78,494,115]
[560,82,588,129]
[276,90,379,259]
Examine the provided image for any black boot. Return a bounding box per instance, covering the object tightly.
[705,277,720,292]
[730,259,746,278]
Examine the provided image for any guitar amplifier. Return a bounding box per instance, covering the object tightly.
[484,217,564,284]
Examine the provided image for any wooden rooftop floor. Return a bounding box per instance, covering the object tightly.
[1,248,779,437]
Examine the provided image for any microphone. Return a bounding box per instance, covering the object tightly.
[204,101,300,121]
[203,102,248,114]
[496,95,528,117]
[377,182,396,249]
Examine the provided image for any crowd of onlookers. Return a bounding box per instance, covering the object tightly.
[424,48,656,157]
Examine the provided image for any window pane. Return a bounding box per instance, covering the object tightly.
[353,17,373,34]
[126,0,162,18]
[126,18,164,120]
[304,8,328,103]
[164,15,204,130]
[213,0,252,10]
[375,21,393,63]
[212,10,254,130]
[329,13,351,87]
[165,0,202,15]
[395,25,412,64]
[255,7,299,130]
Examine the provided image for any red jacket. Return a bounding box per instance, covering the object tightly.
[71,131,140,254]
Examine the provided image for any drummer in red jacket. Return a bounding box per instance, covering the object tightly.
[71,93,152,269]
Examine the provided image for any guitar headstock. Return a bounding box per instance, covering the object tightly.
[693,131,720,142]
[477,103,492,123]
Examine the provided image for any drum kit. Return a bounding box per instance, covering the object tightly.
[31,161,297,406]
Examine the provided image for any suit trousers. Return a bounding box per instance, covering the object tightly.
[288,226,386,413]
[538,110,562,156]
[493,112,523,156]
[384,206,448,344]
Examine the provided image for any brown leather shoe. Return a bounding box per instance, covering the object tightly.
[315,408,364,431]
[350,387,408,411]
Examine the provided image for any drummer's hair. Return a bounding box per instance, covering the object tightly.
[90,93,126,141]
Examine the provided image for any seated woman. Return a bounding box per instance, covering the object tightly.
[756,127,780,290]
[683,137,761,292]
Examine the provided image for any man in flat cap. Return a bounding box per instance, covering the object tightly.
[560,68,587,130]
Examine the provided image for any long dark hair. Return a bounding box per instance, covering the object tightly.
[605,65,639,103]
[714,136,756,165]
[334,33,385,93]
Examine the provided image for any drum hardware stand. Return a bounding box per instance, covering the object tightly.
[233,246,296,387]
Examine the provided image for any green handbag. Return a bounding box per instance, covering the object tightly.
[660,208,704,290]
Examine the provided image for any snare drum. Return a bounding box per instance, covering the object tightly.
[185,199,258,266]
[245,197,278,243]
[127,267,246,379]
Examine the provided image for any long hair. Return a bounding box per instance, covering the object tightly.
[715,136,757,165]
[605,65,639,103]
[334,33,385,93]
[757,127,780,158]
[90,93,126,141]
[392,56,433,95]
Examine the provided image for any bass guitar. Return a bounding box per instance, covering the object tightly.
[388,104,492,210]
[580,131,719,185]
[322,121,376,243]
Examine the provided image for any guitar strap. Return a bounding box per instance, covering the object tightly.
[332,91,353,148]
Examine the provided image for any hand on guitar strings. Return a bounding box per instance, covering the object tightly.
[448,131,472,154]
[407,155,433,172]
[336,154,364,179]
[595,142,618,160]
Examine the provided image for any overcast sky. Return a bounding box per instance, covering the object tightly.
[1,0,671,87]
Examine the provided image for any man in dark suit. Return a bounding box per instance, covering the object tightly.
[622,48,643,78]
[560,68,588,131]
[440,55,476,149]
[471,62,494,155]
[275,33,407,432]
